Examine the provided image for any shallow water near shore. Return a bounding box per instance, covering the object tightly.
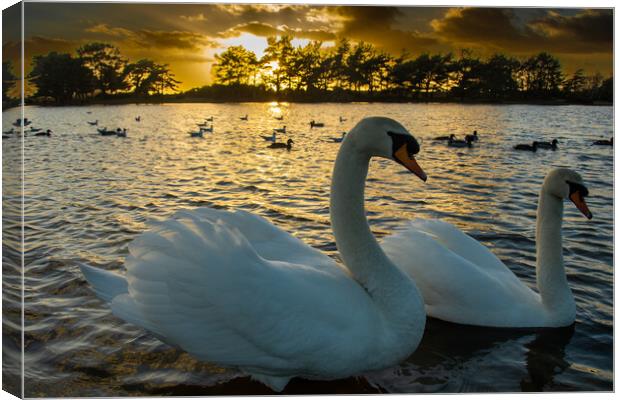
[2,102,613,396]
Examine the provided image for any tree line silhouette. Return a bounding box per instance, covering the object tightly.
[3,42,180,106]
[187,36,611,104]
[2,37,612,108]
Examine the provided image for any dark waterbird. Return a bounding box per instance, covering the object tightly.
[447,135,474,148]
[310,120,324,128]
[536,139,559,150]
[34,129,52,137]
[330,132,347,143]
[434,133,456,141]
[87,120,98,126]
[240,114,249,121]
[268,138,294,149]
[465,130,479,142]
[98,127,117,136]
[135,116,141,122]
[12,118,31,127]
[592,137,613,146]
[514,141,538,151]
[274,115,284,120]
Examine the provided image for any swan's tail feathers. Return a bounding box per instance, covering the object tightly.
[250,373,291,392]
[79,263,128,303]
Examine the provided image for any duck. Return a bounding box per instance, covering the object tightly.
[274,116,284,121]
[117,128,127,137]
[339,116,347,123]
[273,126,286,134]
[206,116,214,122]
[433,134,455,141]
[34,129,52,137]
[135,116,141,122]
[240,114,249,121]
[447,135,474,148]
[465,131,479,142]
[592,138,613,146]
[98,127,116,136]
[536,139,558,150]
[268,138,294,149]
[331,132,347,143]
[310,120,324,128]
[12,118,31,127]
[262,132,277,142]
[189,128,205,138]
[87,120,98,126]
[79,117,428,392]
[514,142,538,152]
[382,168,591,328]
[202,125,213,133]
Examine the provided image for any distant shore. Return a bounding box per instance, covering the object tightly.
[6,96,612,110]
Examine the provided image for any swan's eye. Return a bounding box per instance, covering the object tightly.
[387,131,420,158]
[566,181,588,197]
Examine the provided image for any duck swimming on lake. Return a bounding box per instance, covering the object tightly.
[514,142,538,152]
[331,132,347,143]
[273,126,286,134]
[310,120,324,128]
[536,139,558,150]
[465,131,479,142]
[240,114,249,121]
[268,138,294,150]
[434,134,456,141]
[262,132,277,142]
[87,120,98,126]
[592,137,613,146]
[382,168,591,328]
[79,117,428,391]
[34,129,52,137]
[447,135,474,148]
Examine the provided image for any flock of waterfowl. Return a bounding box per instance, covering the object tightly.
[185,114,350,149]
[78,116,603,392]
[433,129,612,151]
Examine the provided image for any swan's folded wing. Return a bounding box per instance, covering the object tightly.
[382,226,534,325]
[403,219,508,273]
[118,212,378,373]
[177,208,341,273]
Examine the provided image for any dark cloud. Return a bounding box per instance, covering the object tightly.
[85,23,218,51]
[431,8,613,54]
[529,10,612,51]
[329,6,440,54]
[3,35,80,64]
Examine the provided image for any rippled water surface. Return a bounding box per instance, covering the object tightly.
[2,103,613,396]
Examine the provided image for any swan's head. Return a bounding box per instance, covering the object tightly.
[347,117,427,181]
[543,168,592,219]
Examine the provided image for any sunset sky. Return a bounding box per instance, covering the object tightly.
[2,2,614,91]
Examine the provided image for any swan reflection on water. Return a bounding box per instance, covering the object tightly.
[367,320,575,393]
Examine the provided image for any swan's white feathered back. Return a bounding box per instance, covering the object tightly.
[82,209,415,389]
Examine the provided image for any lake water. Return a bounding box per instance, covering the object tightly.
[2,102,613,396]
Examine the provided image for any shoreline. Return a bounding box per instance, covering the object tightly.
[5,97,613,110]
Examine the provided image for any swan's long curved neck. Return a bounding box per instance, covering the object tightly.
[330,139,425,342]
[535,191,574,314]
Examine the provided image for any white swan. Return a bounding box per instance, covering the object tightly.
[382,168,592,328]
[80,117,428,391]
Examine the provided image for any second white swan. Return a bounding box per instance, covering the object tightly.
[382,168,592,328]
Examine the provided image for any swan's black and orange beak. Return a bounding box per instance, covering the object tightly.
[394,144,427,182]
[570,191,592,219]
[568,181,592,220]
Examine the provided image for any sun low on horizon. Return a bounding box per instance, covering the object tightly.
[2,3,614,92]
